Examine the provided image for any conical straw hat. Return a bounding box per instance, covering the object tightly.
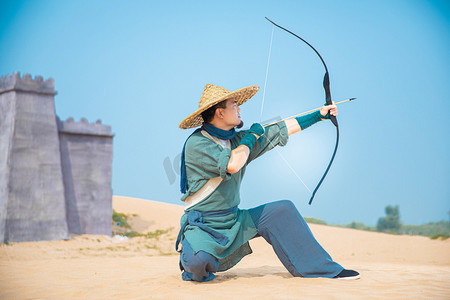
[179,84,259,129]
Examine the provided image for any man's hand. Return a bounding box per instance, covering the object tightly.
[320,101,338,119]
[249,123,265,139]
[227,123,264,174]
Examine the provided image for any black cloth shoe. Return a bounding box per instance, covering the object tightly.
[334,269,360,280]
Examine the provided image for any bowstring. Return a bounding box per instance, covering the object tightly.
[266,138,312,194]
[259,26,274,122]
[260,24,312,194]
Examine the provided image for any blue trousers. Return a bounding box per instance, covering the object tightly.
[180,200,344,281]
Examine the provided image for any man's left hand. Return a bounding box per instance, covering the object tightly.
[320,101,338,119]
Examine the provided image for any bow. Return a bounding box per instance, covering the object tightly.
[265,17,339,205]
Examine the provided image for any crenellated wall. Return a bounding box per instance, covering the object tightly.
[58,117,114,235]
[0,72,114,243]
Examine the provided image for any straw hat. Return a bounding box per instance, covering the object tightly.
[179,84,259,129]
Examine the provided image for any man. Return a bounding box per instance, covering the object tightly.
[176,83,359,282]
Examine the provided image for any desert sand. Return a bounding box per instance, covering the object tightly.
[1,195,449,299]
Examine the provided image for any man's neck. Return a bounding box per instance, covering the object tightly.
[208,120,233,131]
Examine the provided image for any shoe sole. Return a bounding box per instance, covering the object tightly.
[335,274,360,280]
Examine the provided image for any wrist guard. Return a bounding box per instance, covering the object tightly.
[239,123,264,152]
[295,110,325,130]
[239,132,258,152]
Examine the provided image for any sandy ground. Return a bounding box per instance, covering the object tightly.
[1,195,449,299]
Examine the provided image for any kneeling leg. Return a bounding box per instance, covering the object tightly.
[249,200,343,278]
[180,238,219,282]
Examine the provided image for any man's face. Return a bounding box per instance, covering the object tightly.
[219,98,243,129]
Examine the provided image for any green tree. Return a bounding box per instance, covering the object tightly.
[377,205,402,233]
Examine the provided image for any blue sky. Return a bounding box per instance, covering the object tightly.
[1,0,449,226]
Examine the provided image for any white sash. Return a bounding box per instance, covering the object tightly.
[183,130,230,209]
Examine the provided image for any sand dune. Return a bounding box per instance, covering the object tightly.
[1,195,449,299]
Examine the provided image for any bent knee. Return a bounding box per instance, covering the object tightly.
[181,250,218,274]
[255,200,298,232]
[182,259,205,275]
[271,200,296,214]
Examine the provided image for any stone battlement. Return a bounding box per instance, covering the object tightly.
[0,72,113,243]
[0,72,56,95]
[57,117,114,137]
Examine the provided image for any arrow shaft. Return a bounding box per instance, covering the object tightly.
[263,98,355,128]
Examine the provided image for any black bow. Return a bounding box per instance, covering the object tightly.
[265,17,339,205]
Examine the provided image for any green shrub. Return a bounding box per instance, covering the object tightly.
[345,222,376,231]
[304,217,327,225]
[112,210,131,229]
[429,234,449,240]
[401,221,450,237]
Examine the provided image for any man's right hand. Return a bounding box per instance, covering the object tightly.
[249,123,265,139]
[227,123,264,174]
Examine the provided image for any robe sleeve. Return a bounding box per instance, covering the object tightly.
[181,133,232,200]
[242,121,289,164]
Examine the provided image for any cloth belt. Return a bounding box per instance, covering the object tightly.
[175,206,238,253]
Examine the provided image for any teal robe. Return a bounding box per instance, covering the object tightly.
[180,122,289,271]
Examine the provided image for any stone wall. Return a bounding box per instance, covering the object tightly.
[58,118,113,235]
[0,73,114,243]
[0,78,17,243]
[0,73,69,242]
